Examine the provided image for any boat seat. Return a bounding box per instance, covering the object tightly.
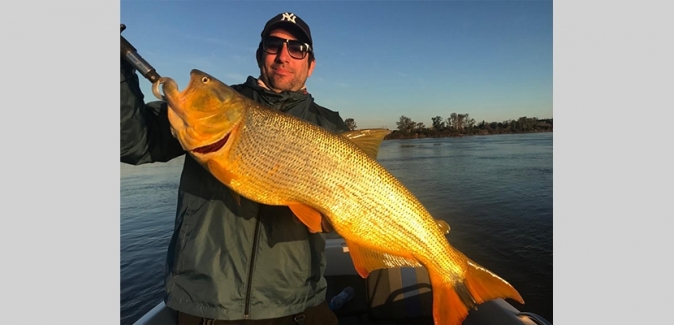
[324,274,369,318]
[367,267,434,324]
[365,267,544,325]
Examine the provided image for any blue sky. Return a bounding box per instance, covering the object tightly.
[121,0,552,129]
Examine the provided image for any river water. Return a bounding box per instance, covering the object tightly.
[120,132,553,324]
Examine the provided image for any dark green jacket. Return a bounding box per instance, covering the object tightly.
[120,60,349,320]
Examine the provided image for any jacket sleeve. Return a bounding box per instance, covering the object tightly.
[120,59,185,165]
[324,109,349,132]
[312,103,350,133]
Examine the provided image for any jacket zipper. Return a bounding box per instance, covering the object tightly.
[243,214,262,319]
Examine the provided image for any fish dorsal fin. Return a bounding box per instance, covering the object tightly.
[340,129,391,160]
[344,239,422,278]
[288,203,324,233]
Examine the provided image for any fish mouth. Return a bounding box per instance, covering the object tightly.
[153,77,179,102]
[192,133,230,154]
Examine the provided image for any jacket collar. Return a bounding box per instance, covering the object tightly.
[243,76,312,111]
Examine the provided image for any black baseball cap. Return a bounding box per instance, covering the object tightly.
[261,12,313,47]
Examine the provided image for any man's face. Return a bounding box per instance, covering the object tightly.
[259,28,315,93]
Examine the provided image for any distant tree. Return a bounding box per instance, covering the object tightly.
[464,114,475,130]
[516,116,540,132]
[388,113,551,139]
[447,113,474,132]
[431,116,445,131]
[345,118,357,130]
[457,114,466,130]
[506,120,516,131]
[396,116,416,133]
[448,113,458,130]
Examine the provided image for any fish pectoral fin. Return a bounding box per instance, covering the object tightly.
[344,239,422,278]
[288,203,324,233]
[201,160,241,206]
[206,160,236,187]
[340,129,391,160]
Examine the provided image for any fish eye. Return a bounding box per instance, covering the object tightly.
[201,77,210,83]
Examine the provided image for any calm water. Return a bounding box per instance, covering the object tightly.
[120,132,553,324]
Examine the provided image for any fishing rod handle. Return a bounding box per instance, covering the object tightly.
[120,24,161,84]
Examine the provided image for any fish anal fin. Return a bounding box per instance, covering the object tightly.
[340,129,391,160]
[344,239,422,279]
[288,203,324,233]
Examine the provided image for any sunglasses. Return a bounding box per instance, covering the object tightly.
[262,36,312,60]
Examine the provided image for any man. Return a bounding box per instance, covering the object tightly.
[121,12,348,325]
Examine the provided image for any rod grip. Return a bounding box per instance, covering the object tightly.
[120,24,161,84]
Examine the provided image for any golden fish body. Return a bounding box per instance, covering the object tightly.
[157,70,523,325]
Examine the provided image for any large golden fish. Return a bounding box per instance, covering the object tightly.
[153,69,523,325]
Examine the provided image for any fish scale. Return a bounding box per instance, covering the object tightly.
[158,69,524,325]
[234,108,435,252]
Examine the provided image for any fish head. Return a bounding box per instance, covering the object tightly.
[160,69,245,154]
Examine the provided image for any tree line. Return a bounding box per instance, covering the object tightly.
[343,114,552,139]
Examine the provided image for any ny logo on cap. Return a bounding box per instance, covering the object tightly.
[281,12,297,23]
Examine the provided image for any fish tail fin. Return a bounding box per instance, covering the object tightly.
[463,259,524,305]
[428,260,524,325]
[429,271,472,325]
